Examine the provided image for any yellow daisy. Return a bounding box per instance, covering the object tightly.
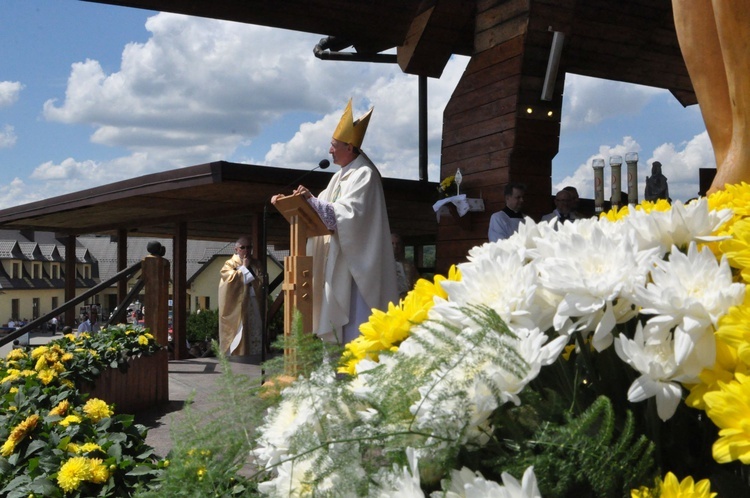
[704,373,750,463]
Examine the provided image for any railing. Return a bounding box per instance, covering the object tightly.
[0,261,143,348]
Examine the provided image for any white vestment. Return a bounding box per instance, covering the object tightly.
[307,153,399,343]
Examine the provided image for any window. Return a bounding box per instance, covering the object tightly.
[11,299,19,321]
[12,262,21,278]
[51,264,60,279]
[32,263,42,279]
[84,265,91,279]
[52,296,59,310]
[32,298,40,320]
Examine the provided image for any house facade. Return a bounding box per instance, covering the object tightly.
[0,230,284,328]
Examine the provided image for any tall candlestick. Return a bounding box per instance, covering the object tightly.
[625,152,639,205]
[610,155,623,208]
[592,158,605,213]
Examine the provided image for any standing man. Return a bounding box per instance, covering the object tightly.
[273,99,399,344]
[218,237,263,356]
[488,182,527,242]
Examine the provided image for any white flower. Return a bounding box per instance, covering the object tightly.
[369,447,425,498]
[614,322,687,421]
[252,394,318,468]
[633,242,744,374]
[534,220,659,350]
[257,455,316,497]
[624,198,732,253]
[432,465,541,498]
[440,243,553,332]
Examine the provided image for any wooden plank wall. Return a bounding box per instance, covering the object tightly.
[435,0,568,274]
[80,350,169,414]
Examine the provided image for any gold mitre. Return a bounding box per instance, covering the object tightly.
[332,99,373,149]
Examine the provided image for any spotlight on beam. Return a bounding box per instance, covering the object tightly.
[541,30,565,101]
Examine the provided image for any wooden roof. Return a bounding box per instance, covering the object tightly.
[83,0,695,104]
[0,162,438,245]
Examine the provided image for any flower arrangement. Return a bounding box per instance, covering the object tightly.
[0,324,165,497]
[437,175,457,198]
[249,183,750,497]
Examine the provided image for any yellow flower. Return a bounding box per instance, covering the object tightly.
[88,458,110,484]
[632,472,716,498]
[338,266,461,375]
[5,348,26,361]
[686,339,747,410]
[49,399,71,417]
[1,414,40,457]
[37,368,56,385]
[30,346,48,360]
[714,295,750,366]
[600,204,630,222]
[57,456,91,492]
[59,414,83,427]
[704,372,750,463]
[718,217,750,278]
[138,335,150,346]
[83,398,113,422]
[197,466,206,480]
[79,442,104,454]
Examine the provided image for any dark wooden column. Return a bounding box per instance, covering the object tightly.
[116,229,127,304]
[142,252,169,405]
[64,235,77,327]
[172,222,188,360]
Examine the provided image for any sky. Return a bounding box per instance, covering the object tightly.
[0,0,715,212]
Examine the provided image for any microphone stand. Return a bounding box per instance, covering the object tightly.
[260,159,330,380]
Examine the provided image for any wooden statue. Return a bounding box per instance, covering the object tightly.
[673,0,750,193]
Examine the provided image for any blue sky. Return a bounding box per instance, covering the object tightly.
[0,0,714,211]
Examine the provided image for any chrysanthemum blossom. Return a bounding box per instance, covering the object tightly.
[534,219,658,351]
[615,323,686,421]
[83,398,113,422]
[704,372,750,464]
[634,242,745,377]
[624,198,732,253]
[370,447,425,498]
[440,244,552,332]
[631,471,717,498]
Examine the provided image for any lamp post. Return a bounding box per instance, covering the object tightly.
[592,158,605,213]
[610,155,623,208]
[625,152,639,205]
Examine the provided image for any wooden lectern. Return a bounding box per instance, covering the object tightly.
[273,194,331,372]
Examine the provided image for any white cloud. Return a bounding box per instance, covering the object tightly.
[561,74,663,130]
[0,125,17,149]
[554,132,714,203]
[263,55,469,180]
[0,81,23,108]
[39,13,467,184]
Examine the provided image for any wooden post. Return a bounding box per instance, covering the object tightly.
[142,252,170,405]
[64,235,77,328]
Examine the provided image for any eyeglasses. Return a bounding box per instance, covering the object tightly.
[237,245,250,250]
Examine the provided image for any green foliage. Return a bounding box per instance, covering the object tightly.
[483,394,655,497]
[185,309,219,344]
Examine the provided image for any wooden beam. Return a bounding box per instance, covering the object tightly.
[397,1,474,77]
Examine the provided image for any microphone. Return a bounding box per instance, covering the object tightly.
[275,159,331,197]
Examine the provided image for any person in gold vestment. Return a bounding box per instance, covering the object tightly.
[218,237,263,356]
